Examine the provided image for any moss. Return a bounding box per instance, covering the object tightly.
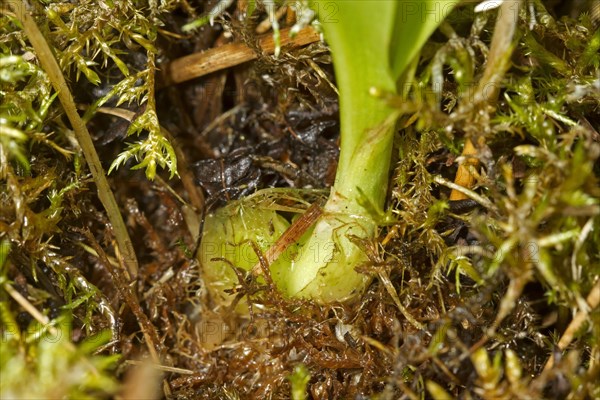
[1,0,598,398]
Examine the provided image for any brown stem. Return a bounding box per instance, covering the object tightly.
[161,27,320,86]
[250,198,325,276]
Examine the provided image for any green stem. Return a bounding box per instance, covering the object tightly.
[284,1,400,301]
[284,1,458,301]
[323,9,397,213]
[10,0,139,279]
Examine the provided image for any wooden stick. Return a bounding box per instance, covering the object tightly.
[250,199,324,276]
[162,27,320,86]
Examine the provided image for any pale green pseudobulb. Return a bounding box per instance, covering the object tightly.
[199,199,294,307]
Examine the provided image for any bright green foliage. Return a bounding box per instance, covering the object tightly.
[0,313,119,399]
[1,0,180,180]
[288,364,311,400]
[0,54,56,175]
[475,15,600,310]
[391,4,600,317]
[108,106,178,180]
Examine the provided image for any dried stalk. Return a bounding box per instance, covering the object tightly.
[8,0,139,278]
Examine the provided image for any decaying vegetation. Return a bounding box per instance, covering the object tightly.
[1,0,599,398]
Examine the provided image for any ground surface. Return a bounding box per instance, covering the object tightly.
[1,1,599,399]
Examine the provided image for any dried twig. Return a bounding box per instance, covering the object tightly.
[8,0,139,279]
[250,198,325,276]
[162,27,320,86]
